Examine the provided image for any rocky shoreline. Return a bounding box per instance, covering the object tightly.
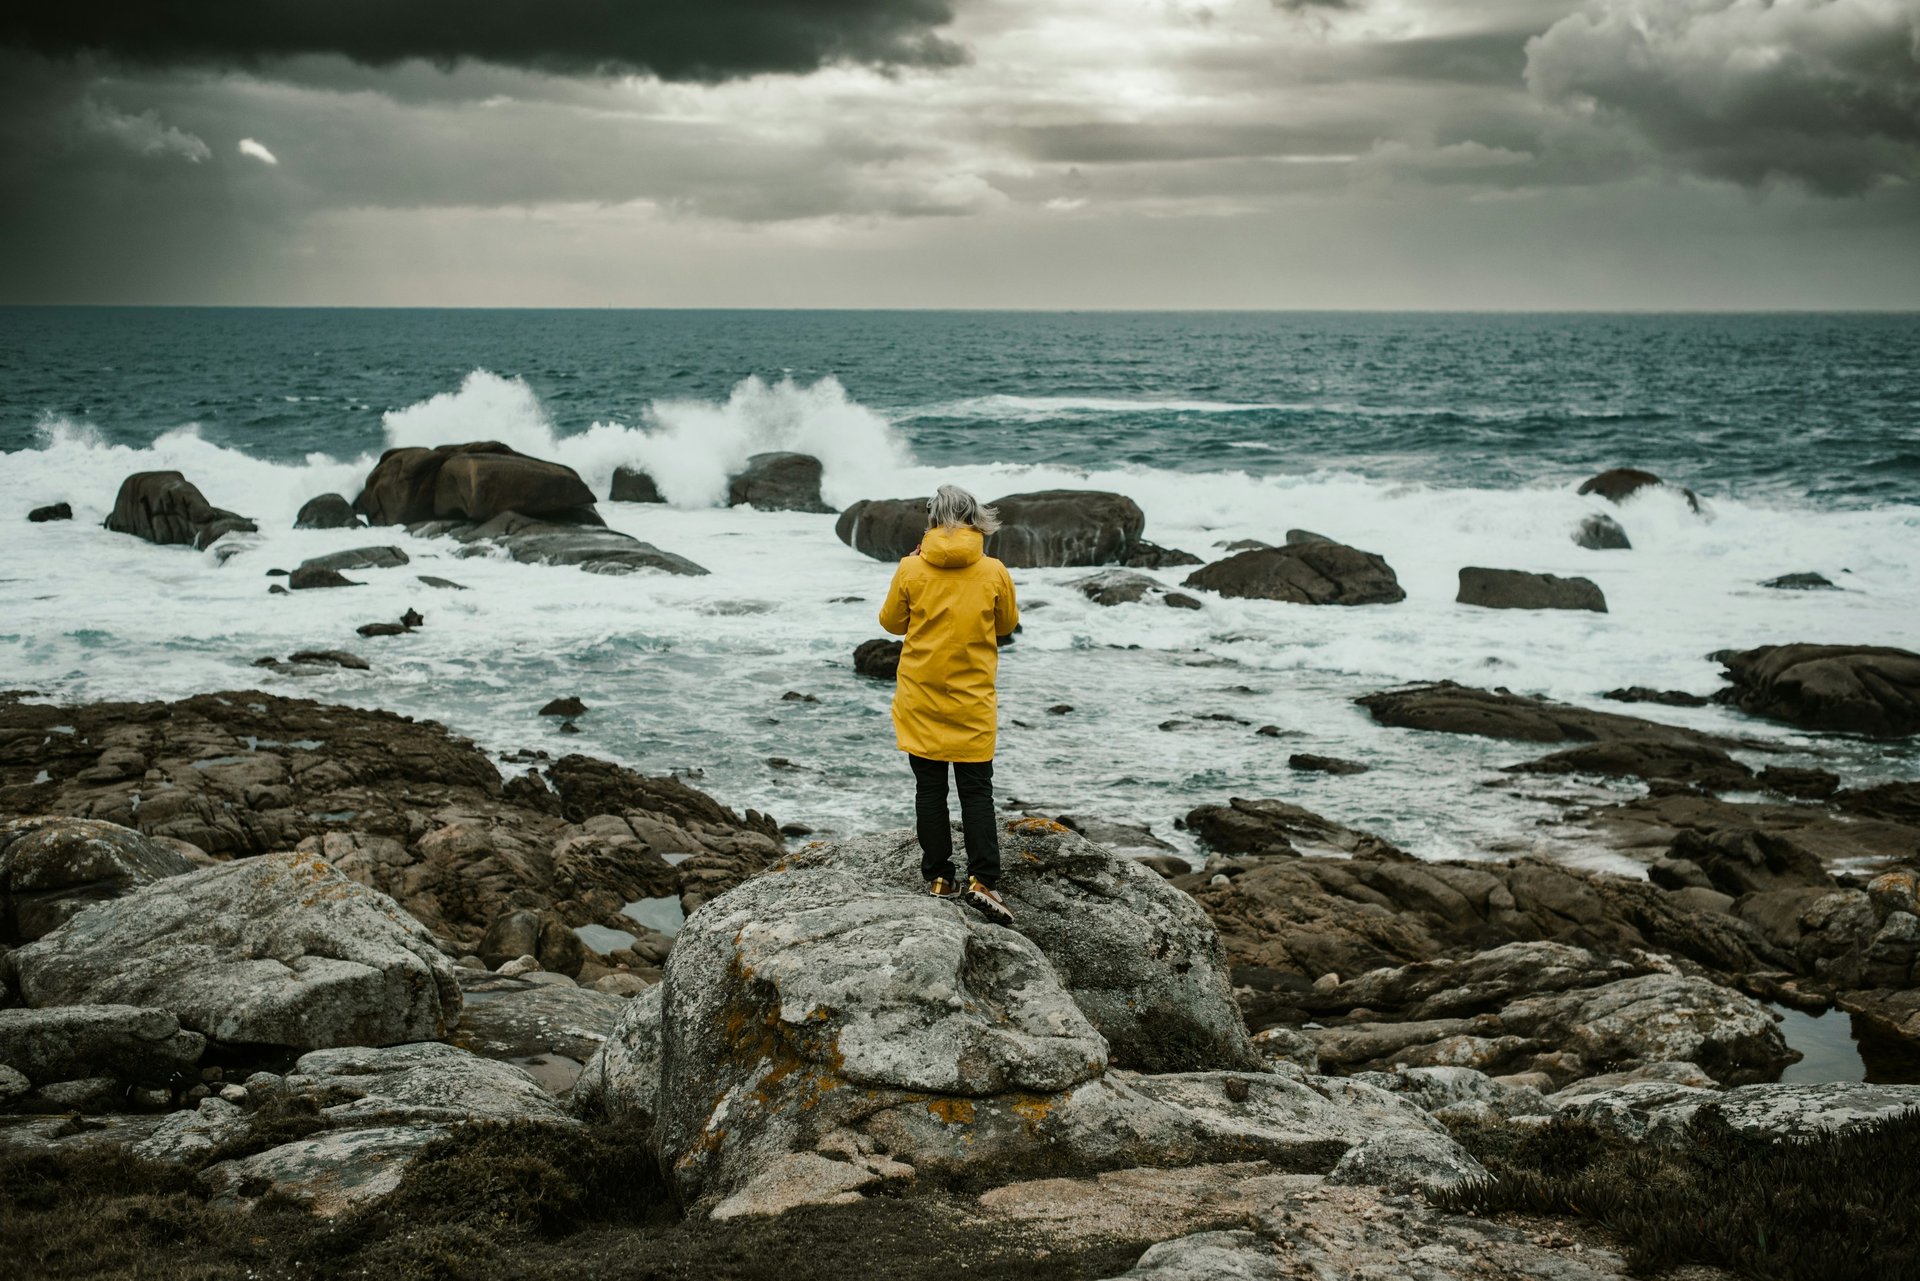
[3,682,1917,1279]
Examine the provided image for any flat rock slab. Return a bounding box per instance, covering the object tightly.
[1457,567,1606,613]
[202,1123,452,1217]
[0,1004,204,1085]
[289,1041,572,1126]
[1358,681,1734,747]
[452,970,628,1068]
[10,852,460,1051]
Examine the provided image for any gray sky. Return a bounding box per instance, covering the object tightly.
[4,0,1917,308]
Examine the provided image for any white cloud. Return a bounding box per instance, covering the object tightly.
[237,137,279,164]
[79,99,211,162]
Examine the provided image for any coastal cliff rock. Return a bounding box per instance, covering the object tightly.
[1457,567,1607,612]
[1711,643,1920,736]
[0,816,193,943]
[578,826,1459,1217]
[104,471,257,550]
[9,851,462,1051]
[726,451,833,513]
[354,441,597,526]
[293,493,361,529]
[0,693,779,947]
[1182,541,1405,606]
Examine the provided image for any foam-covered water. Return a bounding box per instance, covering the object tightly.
[3,309,1917,864]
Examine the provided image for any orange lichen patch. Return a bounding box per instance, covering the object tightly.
[1007,1093,1058,1132]
[926,1097,975,1126]
[1005,817,1068,834]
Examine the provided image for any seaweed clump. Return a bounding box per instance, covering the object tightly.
[1436,1107,1920,1281]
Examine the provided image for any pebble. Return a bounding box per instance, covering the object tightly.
[220,1084,249,1104]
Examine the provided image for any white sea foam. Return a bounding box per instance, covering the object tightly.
[4,372,1917,869]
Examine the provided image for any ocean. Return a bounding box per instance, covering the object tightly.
[3,308,1917,868]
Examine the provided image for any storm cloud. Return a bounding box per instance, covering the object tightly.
[1526,0,1920,194]
[1,0,964,81]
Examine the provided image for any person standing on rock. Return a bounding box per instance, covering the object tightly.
[879,484,1020,924]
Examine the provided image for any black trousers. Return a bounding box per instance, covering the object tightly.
[908,754,999,888]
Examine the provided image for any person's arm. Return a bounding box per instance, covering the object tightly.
[878,563,911,636]
[994,565,1019,639]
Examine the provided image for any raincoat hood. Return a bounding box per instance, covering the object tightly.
[919,525,984,569]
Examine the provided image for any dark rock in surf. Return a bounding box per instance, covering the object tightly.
[301,546,410,573]
[356,623,406,638]
[1183,541,1405,606]
[105,472,257,551]
[1071,569,1160,606]
[1163,591,1203,610]
[726,452,833,513]
[401,609,424,629]
[1289,754,1369,776]
[1761,572,1839,591]
[286,650,369,671]
[609,466,665,503]
[1604,687,1709,708]
[1217,538,1272,552]
[354,441,598,526]
[834,497,928,561]
[1505,740,1754,792]
[1357,681,1733,748]
[1123,540,1203,569]
[1711,643,1920,737]
[1758,765,1839,800]
[1285,529,1335,546]
[293,493,361,530]
[1457,567,1606,613]
[1577,467,1700,513]
[27,503,71,523]
[407,512,707,577]
[1574,513,1631,550]
[288,564,361,590]
[540,697,587,718]
[853,639,902,681]
[1186,798,1406,861]
[987,490,1147,568]
[417,575,468,590]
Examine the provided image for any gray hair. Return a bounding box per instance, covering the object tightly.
[926,483,1000,534]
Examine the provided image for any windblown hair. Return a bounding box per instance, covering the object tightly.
[926,484,1000,534]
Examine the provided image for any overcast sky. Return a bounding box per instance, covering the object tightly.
[3,0,1917,308]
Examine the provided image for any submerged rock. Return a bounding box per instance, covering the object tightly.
[726,452,833,513]
[1071,569,1163,606]
[1186,797,1404,861]
[27,502,71,523]
[104,472,256,550]
[293,493,361,530]
[1457,567,1606,612]
[853,638,902,680]
[1603,686,1709,707]
[1574,512,1631,550]
[1761,572,1839,591]
[1577,467,1700,512]
[408,510,708,577]
[288,564,361,590]
[1286,754,1369,776]
[298,546,410,572]
[1357,681,1731,747]
[1183,541,1405,606]
[1711,643,1920,736]
[9,851,461,1051]
[1504,739,1754,792]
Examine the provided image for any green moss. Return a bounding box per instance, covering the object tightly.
[1438,1108,1920,1280]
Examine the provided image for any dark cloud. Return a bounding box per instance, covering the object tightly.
[1526,0,1920,196]
[0,0,964,81]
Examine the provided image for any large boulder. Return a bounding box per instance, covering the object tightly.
[293,494,362,530]
[104,472,256,550]
[1183,542,1404,606]
[1711,643,1920,737]
[726,452,833,513]
[585,838,1447,1215]
[9,851,461,1051]
[0,816,193,943]
[1577,467,1699,512]
[1457,567,1606,612]
[354,442,597,526]
[834,497,929,561]
[787,824,1261,1073]
[0,1005,205,1085]
[986,490,1145,568]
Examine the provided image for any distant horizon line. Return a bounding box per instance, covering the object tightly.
[4,303,1917,315]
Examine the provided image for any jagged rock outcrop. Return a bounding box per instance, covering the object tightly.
[1711,643,1920,736]
[293,493,361,529]
[1183,541,1404,606]
[0,816,193,943]
[354,441,596,526]
[1457,567,1606,612]
[9,852,461,1051]
[104,472,256,550]
[726,452,833,513]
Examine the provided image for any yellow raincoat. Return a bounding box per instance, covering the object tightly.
[878,525,1020,762]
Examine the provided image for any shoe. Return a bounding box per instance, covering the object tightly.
[928,877,959,899]
[965,877,1014,925]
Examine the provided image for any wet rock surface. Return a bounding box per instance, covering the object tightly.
[609,465,665,503]
[726,451,833,513]
[407,510,708,577]
[1358,680,1734,747]
[354,441,596,526]
[1457,567,1607,613]
[1711,642,1920,736]
[292,493,361,529]
[1183,541,1405,606]
[104,471,257,550]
